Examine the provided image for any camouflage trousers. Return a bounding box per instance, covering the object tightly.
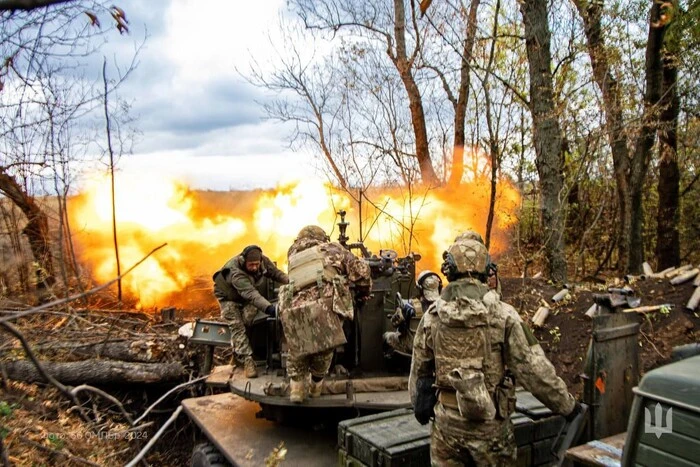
[286,349,334,382]
[430,403,516,466]
[383,330,414,355]
[219,301,259,360]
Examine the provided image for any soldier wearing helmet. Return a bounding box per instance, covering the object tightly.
[213,245,289,378]
[277,225,371,403]
[454,229,501,296]
[383,270,443,355]
[409,238,580,465]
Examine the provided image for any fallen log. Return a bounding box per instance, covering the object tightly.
[694,273,700,287]
[5,359,185,385]
[670,269,699,286]
[688,288,700,312]
[642,262,654,277]
[623,304,673,314]
[72,340,169,363]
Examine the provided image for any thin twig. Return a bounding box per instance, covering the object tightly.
[17,436,101,467]
[124,406,183,467]
[70,384,135,425]
[133,375,207,425]
[0,243,168,323]
[112,421,154,436]
[0,321,92,423]
[102,446,132,461]
[640,329,665,359]
[0,432,9,467]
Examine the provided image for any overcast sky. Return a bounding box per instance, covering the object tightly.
[96,0,318,191]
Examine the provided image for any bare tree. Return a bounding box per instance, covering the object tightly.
[655,9,681,269]
[0,3,137,294]
[291,0,439,185]
[420,0,481,187]
[519,0,568,282]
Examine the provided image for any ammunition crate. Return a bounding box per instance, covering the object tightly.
[337,390,567,467]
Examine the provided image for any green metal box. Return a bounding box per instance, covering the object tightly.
[622,355,700,466]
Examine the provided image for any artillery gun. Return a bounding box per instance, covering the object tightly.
[209,211,422,423]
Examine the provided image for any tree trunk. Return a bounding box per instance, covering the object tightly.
[519,0,568,283]
[629,2,667,273]
[392,0,439,186]
[5,359,186,385]
[655,37,680,269]
[0,167,55,289]
[483,0,501,249]
[572,0,632,273]
[72,340,170,363]
[448,0,480,187]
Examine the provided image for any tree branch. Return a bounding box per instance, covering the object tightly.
[0,0,75,11]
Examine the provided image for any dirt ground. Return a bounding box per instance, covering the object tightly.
[500,275,700,397]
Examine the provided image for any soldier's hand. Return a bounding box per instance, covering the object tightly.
[355,285,372,302]
[565,401,583,423]
[390,310,404,328]
[402,301,416,322]
[265,304,277,317]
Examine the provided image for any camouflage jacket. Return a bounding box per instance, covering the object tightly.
[284,238,371,319]
[409,277,575,416]
[213,254,289,310]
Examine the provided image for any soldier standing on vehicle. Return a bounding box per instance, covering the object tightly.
[213,245,289,378]
[383,270,442,354]
[409,237,581,465]
[277,225,371,403]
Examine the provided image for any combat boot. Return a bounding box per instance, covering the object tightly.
[289,379,306,403]
[309,378,323,398]
[243,357,258,378]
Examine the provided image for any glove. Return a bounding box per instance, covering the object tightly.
[402,301,416,322]
[265,304,277,317]
[390,309,405,328]
[413,377,437,425]
[355,285,372,302]
[565,401,583,423]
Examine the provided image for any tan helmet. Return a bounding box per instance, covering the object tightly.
[443,239,489,275]
[417,271,442,302]
[296,225,329,242]
[454,230,484,245]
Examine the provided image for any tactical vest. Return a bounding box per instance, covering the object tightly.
[433,282,513,420]
[288,245,338,291]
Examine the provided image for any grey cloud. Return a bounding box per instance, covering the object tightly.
[136,79,265,135]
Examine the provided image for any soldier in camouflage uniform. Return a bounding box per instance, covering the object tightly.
[277,225,371,403]
[213,245,289,378]
[383,270,442,354]
[409,237,580,466]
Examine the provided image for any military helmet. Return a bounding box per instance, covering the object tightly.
[296,225,329,242]
[416,270,442,301]
[443,239,489,275]
[416,270,441,289]
[454,229,484,245]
